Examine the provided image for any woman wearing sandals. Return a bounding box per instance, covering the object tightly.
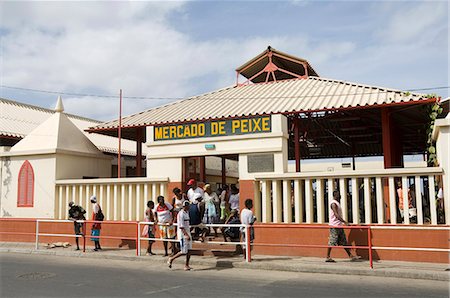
[326,190,360,263]
[168,200,192,271]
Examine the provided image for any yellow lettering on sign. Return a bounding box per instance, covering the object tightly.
[198,123,205,136]
[241,119,248,133]
[252,118,261,131]
[262,117,270,131]
[154,127,163,140]
[232,120,240,133]
[163,127,169,139]
[177,126,183,138]
[169,126,176,138]
[211,122,219,135]
[218,121,225,134]
[191,124,197,137]
[184,125,191,137]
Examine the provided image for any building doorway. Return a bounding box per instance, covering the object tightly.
[182,155,239,192]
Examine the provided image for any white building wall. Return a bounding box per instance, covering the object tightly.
[0,155,56,218]
[56,153,111,179]
[146,114,288,181]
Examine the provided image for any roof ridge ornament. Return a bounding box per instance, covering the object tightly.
[235,47,319,86]
[55,95,64,113]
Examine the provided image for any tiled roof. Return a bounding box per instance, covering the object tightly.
[0,98,140,156]
[91,76,427,130]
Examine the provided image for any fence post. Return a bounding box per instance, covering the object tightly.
[136,221,140,256]
[83,221,86,253]
[368,226,373,269]
[245,225,251,263]
[35,220,39,250]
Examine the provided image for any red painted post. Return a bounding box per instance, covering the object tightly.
[83,222,86,253]
[245,225,252,262]
[118,89,122,178]
[368,227,373,269]
[136,221,139,256]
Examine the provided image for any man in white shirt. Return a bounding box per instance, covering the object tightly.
[187,179,204,204]
[240,199,255,252]
[168,201,193,271]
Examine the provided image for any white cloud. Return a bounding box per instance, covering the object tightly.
[1,1,359,121]
[1,1,446,122]
[375,1,447,44]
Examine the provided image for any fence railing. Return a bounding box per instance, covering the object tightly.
[254,167,445,225]
[1,218,449,269]
[54,178,168,221]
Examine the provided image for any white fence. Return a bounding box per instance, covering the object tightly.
[254,167,446,225]
[55,178,168,221]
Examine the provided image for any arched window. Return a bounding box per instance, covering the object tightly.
[17,160,34,207]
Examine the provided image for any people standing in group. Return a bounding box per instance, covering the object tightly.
[143,200,156,256]
[153,195,176,256]
[219,185,230,221]
[68,201,86,251]
[326,190,360,263]
[168,200,193,271]
[202,184,220,238]
[229,185,240,212]
[90,196,103,251]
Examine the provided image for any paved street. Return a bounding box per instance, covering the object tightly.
[1,253,448,298]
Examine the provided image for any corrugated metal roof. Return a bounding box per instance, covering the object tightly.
[0,98,140,156]
[91,76,427,130]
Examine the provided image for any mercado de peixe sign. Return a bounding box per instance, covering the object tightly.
[154,115,271,141]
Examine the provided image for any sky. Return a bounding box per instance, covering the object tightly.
[0,0,448,122]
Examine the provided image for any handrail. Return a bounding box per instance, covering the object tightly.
[254,167,443,180]
[55,177,169,185]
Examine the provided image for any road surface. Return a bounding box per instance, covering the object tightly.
[1,253,448,297]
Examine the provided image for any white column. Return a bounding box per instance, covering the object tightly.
[339,179,348,221]
[282,180,292,223]
[327,179,335,223]
[99,185,104,215]
[136,184,141,221]
[72,186,77,206]
[261,180,272,223]
[113,184,118,221]
[428,176,437,225]
[316,179,324,223]
[152,184,157,202]
[388,177,397,224]
[106,185,111,221]
[351,178,360,224]
[375,177,384,224]
[64,186,69,219]
[58,186,63,219]
[414,176,423,224]
[402,176,409,224]
[272,180,282,223]
[294,179,303,223]
[364,177,371,224]
[128,184,133,221]
[144,183,148,203]
[121,184,126,221]
[85,185,91,216]
[253,181,261,223]
[159,183,166,198]
[78,185,84,211]
[305,179,313,223]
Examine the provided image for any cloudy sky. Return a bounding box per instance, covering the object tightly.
[0,0,448,121]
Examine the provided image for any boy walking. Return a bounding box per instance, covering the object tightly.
[167,201,192,271]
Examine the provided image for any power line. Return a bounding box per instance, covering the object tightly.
[1,84,449,102]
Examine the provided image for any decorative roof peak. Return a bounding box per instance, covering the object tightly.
[55,96,64,113]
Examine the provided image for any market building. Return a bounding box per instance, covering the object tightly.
[1,47,449,262]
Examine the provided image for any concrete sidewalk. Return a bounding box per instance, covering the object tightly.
[1,241,448,281]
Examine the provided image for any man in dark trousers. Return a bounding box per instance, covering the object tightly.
[68,201,86,250]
